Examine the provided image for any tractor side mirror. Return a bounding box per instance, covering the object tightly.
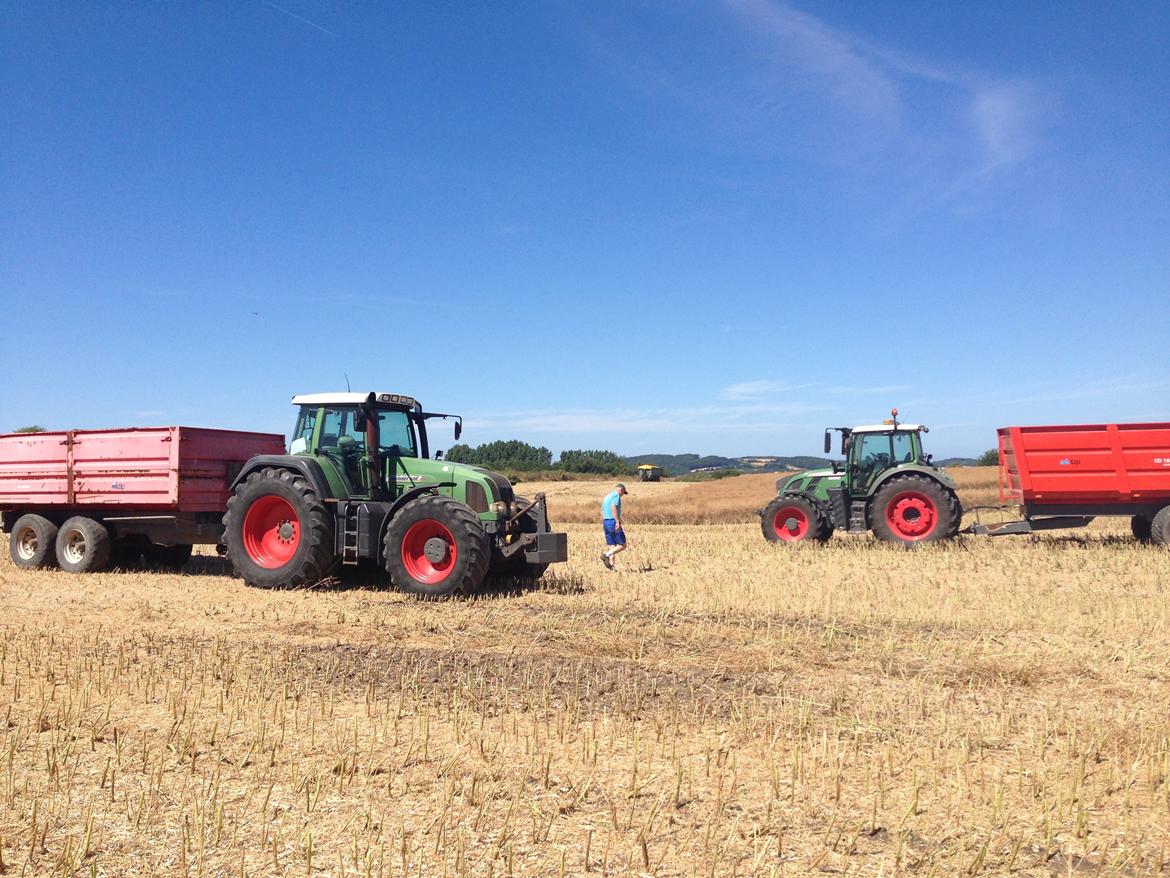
[454,422,462,441]
[824,431,831,454]
[354,412,367,431]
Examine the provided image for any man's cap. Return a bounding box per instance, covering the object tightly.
[616,483,628,492]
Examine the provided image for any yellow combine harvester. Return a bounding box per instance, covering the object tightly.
[638,464,662,482]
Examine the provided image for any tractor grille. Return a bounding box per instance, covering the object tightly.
[465,481,488,513]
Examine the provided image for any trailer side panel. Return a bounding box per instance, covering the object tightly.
[998,422,1170,507]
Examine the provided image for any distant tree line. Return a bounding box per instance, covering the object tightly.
[445,440,634,476]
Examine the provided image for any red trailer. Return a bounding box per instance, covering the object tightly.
[968,421,1170,543]
[0,427,285,571]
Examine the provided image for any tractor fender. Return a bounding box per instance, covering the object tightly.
[230,455,333,500]
[376,483,459,541]
[867,466,957,497]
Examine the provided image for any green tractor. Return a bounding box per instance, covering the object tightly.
[222,392,568,597]
[760,410,961,545]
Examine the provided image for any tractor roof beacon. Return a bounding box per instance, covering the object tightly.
[222,391,569,597]
[760,409,961,546]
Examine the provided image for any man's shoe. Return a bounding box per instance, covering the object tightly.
[600,553,614,570]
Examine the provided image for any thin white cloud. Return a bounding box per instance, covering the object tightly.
[720,379,816,400]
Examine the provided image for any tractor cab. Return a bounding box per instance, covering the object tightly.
[289,392,462,499]
[824,410,932,496]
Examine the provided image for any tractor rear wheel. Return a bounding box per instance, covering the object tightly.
[384,495,490,598]
[1151,505,1170,547]
[761,494,831,543]
[1131,515,1152,542]
[224,468,335,588]
[55,516,112,573]
[870,475,961,545]
[9,514,59,569]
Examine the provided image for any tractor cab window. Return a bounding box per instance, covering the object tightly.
[292,407,317,453]
[857,434,892,468]
[891,432,915,464]
[375,409,417,457]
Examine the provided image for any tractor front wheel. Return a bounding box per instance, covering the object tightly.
[761,494,831,543]
[224,468,336,588]
[384,495,490,598]
[870,475,961,545]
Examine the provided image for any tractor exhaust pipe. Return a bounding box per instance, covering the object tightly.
[363,392,381,494]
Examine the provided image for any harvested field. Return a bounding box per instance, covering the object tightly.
[1,470,1167,876]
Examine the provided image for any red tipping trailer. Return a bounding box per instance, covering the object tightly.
[969,421,1170,543]
[1,427,286,571]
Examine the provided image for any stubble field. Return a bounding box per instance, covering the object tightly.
[1,469,1168,876]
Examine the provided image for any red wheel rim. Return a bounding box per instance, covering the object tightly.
[772,506,809,542]
[242,495,300,568]
[401,519,457,584]
[886,491,938,541]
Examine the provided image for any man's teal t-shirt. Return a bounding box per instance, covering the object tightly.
[601,490,622,521]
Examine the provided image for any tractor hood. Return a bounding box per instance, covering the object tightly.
[777,469,841,494]
[457,464,515,503]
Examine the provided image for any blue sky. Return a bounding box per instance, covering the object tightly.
[3,1,1167,458]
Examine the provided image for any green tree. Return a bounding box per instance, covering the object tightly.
[556,450,636,476]
[976,448,998,467]
[13,425,46,433]
[444,439,553,471]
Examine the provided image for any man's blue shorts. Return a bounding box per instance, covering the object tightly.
[603,519,626,546]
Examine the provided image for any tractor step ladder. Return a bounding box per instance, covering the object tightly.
[848,500,868,533]
[341,504,360,565]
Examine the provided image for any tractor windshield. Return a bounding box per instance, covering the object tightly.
[293,406,418,458]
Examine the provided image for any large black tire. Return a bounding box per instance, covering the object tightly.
[384,494,490,598]
[761,494,832,543]
[1151,505,1170,548]
[9,514,59,569]
[870,475,961,545]
[55,516,111,573]
[143,542,194,570]
[223,468,336,589]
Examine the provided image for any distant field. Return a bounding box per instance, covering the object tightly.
[1,465,1167,876]
[523,466,1003,524]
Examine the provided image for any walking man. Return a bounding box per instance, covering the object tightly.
[600,483,628,569]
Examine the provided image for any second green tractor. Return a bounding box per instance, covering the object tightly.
[761,411,961,546]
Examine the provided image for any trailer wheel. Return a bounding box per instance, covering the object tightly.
[871,475,961,545]
[761,494,831,543]
[9,514,59,569]
[384,495,489,598]
[55,517,112,573]
[1151,505,1170,547]
[224,468,336,588]
[1131,515,1152,543]
[143,543,194,570]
